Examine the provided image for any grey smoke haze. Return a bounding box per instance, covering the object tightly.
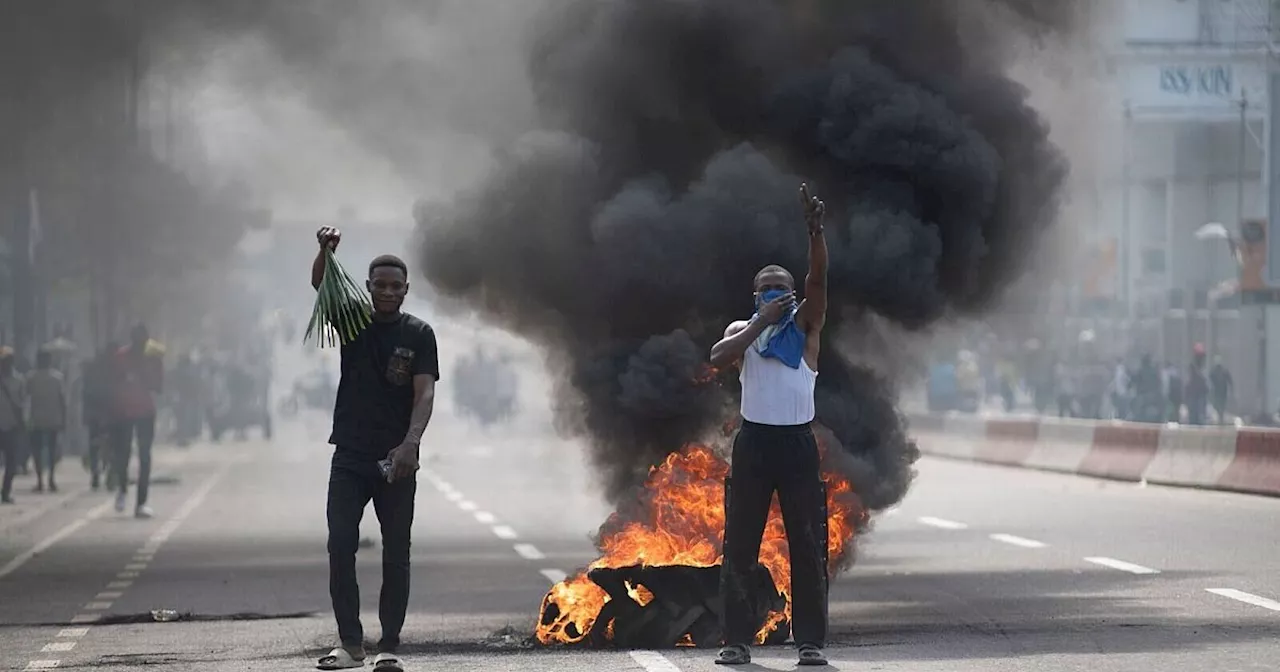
[417,0,1080,513]
[95,1,1084,516]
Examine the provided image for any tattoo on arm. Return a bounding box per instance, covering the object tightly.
[404,377,436,445]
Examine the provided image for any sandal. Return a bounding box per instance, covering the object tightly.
[372,653,404,671]
[797,643,829,666]
[715,644,751,665]
[317,647,366,670]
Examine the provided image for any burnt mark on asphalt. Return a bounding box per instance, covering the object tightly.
[0,611,319,628]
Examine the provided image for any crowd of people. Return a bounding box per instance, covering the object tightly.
[0,322,276,513]
[927,332,1237,426]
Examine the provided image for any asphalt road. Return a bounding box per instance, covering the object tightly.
[0,407,1278,671]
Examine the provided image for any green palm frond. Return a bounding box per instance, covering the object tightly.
[304,248,373,348]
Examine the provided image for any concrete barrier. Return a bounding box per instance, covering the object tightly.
[906,412,1280,498]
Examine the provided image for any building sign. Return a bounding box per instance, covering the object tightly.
[1124,59,1267,118]
[1158,64,1234,98]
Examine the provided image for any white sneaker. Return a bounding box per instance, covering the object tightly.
[114,492,127,513]
[135,505,154,519]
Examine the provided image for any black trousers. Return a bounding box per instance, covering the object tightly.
[0,429,19,500]
[113,416,156,506]
[327,449,416,652]
[719,420,828,648]
[30,429,59,485]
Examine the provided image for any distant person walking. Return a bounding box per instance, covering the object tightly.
[0,349,27,504]
[82,343,117,490]
[1210,357,1233,425]
[111,325,164,518]
[27,349,66,492]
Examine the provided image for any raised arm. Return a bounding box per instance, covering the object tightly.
[312,226,341,290]
[796,183,827,333]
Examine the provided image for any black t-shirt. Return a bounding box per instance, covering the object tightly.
[329,312,440,457]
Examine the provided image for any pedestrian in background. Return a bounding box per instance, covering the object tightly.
[27,348,66,492]
[111,324,164,518]
[0,348,28,504]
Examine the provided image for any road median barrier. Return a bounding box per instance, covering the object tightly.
[906,412,1280,497]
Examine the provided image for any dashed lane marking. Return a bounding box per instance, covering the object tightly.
[0,501,113,580]
[1207,588,1280,612]
[474,511,496,524]
[458,501,478,512]
[918,516,968,530]
[629,650,684,672]
[492,525,519,540]
[513,544,546,560]
[989,534,1047,549]
[21,459,238,672]
[540,569,568,584]
[1084,557,1160,575]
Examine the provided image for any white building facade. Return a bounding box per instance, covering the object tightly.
[1094,0,1279,412]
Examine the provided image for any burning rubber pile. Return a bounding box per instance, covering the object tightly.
[416,0,1080,649]
[536,439,864,647]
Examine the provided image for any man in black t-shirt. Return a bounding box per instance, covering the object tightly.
[312,226,439,672]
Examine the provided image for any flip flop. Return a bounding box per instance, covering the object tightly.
[372,652,404,671]
[317,647,365,670]
[797,643,829,666]
[714,644,751,665]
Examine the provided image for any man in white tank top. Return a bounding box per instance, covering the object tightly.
[709,184,828,666]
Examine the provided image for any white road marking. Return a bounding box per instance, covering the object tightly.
[918,516,968,530]
[445,491,464,503]
[629,650,683,672]
[989,534,1047,549]
[28,462,236,672]
[0,501,113,580]
[474,511,496,524]
[458,500,478,512]
[1084,557,1160,575]
[1207,588,1280,612]
[540,569,569,584]
[492,525,518,540]
[514,544,546,560]
[435,481,454,494]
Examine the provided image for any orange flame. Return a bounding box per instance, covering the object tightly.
[536,442,864,646]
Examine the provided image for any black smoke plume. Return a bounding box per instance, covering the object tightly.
[417,0,1071,511]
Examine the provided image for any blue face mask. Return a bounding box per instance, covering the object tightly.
[756,288,791,311]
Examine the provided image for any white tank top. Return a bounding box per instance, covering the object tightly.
[739,346,817,425]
